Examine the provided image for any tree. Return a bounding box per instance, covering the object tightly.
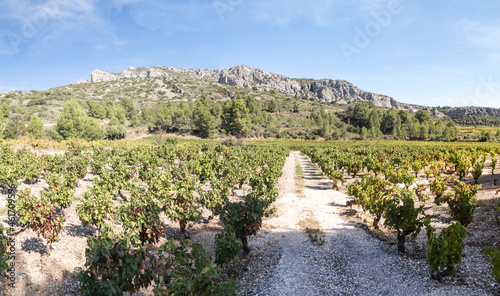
[154,105,173,131]
[293,103,300,113]
[54,100,104,141]
[0,102,9,118]
[381,108,401,134]
[3,121,24,139]
[172,101,192,133]
[480,130,493,142]
[129,115,141,128]
[86,101,107,119]
[26,114,44,138]
[245,96,256,113]
[141,107,152,123]
[119,97,135,119]
[266,99,277,113]
[415,109,431,123]
[105,117,127,140]
[114,106,127,125]
[192,96,216,138]
[222,99,251,137]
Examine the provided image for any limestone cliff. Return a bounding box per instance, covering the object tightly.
[81,65,417,110]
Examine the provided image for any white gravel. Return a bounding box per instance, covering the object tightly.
[237,151,497,296]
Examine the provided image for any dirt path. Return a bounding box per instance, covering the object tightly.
[237,151,493,295]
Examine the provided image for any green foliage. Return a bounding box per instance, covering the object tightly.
[119,97,135,119]
[219,194,267,252]
[471,161,484,184]
[346,173,390,228]
[26,114,45,138]
[162,166,201,237]
[15,189,65,244]
[484,247,500,282]
[0,164,21,189]
[215,225,242,266]
[42,186,73,209]
[3,121,25,139]
[491,153,497,175]
[384,189,432,253]
[105,124,127,140]
[76,228,153,296]
[172,101,192,133]
[445,181,480,227]
[117,188,164,244]
[480,130,493,142]
[266,99,277,113]
[426,223,467,280]
[130,115,142,127]
[77,185,116,231]
[0,224,9,272]
[55,100,105,141]
[0,102,9,118]
[222,99,251,138]
[430,176,447,201]
[113,106,127,125]
[86,101,107,119]
[155,240,236,296]
[193,95,217,138]
[386,167,415,189]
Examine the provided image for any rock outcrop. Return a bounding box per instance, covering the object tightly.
[81,65,417,110]
[441,107,500,119]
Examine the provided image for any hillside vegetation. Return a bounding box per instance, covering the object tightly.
[0,66,499,142]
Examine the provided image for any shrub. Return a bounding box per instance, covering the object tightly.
[155,240,236,296]
[426,222,467,280]
[384,189,433,253]
[215,225,242,266]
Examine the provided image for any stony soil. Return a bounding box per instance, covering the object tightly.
[0,150,499,295]
[237,151,499,295]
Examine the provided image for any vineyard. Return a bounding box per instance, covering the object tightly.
[0,139,499,295]
[302,142,500,283]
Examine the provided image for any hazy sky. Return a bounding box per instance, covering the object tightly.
[1,0,500,108]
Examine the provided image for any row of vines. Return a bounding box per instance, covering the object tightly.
[0,141,288,295]
[303,144,500,281]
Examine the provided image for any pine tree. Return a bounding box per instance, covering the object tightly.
[193,95,216,138]
[222,99,251,137]
[26,114,44,138]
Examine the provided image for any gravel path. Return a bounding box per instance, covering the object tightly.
[237,151,495,296]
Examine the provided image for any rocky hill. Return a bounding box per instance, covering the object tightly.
[79,65,421,111]
[440,106,500,119]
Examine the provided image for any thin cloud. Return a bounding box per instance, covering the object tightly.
[0,0,123,55]
[456,19,500,50]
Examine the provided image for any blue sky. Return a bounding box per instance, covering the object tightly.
[1,0,500,108]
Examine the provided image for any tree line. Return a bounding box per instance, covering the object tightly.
[1,95,500,142]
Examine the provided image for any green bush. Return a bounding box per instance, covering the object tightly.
[76,228,153,296]
[55,100,104,141]
[384,189,433,253]
[484,247,500,282]
[26,114,44,138]
[155,240,236,296]
[446,181,480,227]
[0,224,9,272]
[215,225,242,266]
[426,222,467,280]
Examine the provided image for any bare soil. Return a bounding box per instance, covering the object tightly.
[1,150,499,295]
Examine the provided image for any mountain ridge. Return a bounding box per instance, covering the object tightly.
[73,64,499,121]
[79,65,427,111]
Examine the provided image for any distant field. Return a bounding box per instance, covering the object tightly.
[457,125,499,135]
